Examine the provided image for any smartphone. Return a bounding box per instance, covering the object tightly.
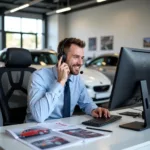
[58,54,66,64]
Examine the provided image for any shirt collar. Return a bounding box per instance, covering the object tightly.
[53,65,74,82]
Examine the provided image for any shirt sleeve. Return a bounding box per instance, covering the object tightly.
[77,79,98,115]
[28,71,64,123]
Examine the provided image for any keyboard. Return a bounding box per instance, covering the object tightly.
[82,115,122,127]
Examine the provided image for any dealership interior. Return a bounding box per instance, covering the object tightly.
[0,0,150,150]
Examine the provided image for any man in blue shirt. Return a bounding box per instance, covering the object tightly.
[26,38,110,122]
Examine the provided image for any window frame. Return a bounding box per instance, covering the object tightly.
[4,16,45,49]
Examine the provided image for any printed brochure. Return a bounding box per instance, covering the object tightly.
[6,121,110,150]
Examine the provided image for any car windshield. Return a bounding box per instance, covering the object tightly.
[31,52,58,65]
[89,56,118,67]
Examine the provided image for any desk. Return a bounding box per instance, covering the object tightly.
[0,107,150,150]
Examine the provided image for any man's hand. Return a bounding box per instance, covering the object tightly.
[91,107,110,118]
[57,57,70,86]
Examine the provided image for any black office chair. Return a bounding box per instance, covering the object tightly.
[0,48,36,126]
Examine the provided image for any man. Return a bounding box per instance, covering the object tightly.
[25,38,110,123]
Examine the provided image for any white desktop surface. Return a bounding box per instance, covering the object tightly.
[122,141,150,150]
[0,107,150,150]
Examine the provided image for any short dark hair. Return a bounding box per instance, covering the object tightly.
[57,37,85,54]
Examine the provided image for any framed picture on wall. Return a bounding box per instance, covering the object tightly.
[143,37,150,48]
[101,36,113,50]
[88,37,97,51]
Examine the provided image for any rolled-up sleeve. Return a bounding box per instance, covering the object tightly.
[28,71,64,123]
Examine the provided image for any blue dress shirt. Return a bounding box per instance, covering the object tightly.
[25,66,98,123]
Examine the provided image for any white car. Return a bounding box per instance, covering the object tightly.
[0,48,112,104]
[85,53,119,84]
[80,67,112,104]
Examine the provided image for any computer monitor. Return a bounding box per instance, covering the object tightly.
[109,47,150,131]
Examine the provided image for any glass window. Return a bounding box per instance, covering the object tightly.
[21,18,37,33]
[31,52,57,65]
[37,19,43,33]
[0,52,6,62]
[37,34,44,49]
[90,56,118,67]
[49,53,58,64]
[5,16,21,32]
[0,32,2,50]
[4,16,45,49]
[105,57,118,66]
[22,34,36,49]
[90,58,105,66]
[6,33,21,48]
[0,16,2,30]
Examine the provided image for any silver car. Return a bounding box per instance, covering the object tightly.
[30,50,58,69]
[85,53,119,84]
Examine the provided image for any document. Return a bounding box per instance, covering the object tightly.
[6,121,110,150]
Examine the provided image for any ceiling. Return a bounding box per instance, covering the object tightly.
[0,0,124,15]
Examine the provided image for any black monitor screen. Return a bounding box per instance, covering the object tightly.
[109,47,150,131]
[109,47,150,110]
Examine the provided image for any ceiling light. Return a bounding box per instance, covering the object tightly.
[56,7,71,13]
[46,0,96,15]
[5,0,43,14]
[97,0,107,2]
[10,4,29,13]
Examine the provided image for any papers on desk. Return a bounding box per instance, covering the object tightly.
[5,121,110,150]
[37,121,75,130]
[123,141,150,150]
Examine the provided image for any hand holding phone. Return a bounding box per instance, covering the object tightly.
[57,57,70,86]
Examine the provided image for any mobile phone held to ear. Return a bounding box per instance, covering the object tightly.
[58,54,66,64]
[61,55,66,63]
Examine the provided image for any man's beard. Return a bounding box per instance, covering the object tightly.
[69,65,81,75]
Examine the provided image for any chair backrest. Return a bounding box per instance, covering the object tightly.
[0,48,36,125]
[0,108,3,126]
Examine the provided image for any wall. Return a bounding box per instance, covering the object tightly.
[48,14,66,51]
[58,14,66,44]
[65,0,150,58]
[48,14,59,51]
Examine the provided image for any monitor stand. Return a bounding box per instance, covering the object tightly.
[119,80,150,131]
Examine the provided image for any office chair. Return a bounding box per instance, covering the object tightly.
[0,48,36,126]
[0,109,2,126]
